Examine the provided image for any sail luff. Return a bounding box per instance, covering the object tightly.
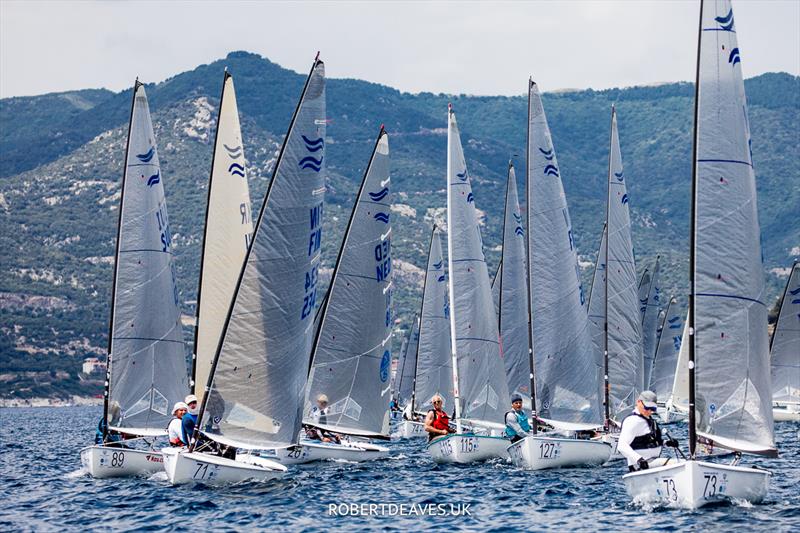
[641,256,662,389]
[769,261,800,404]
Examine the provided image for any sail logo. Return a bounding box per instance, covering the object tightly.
[299,156,323,172]
[673,336,682,350]
[136,147,155,163]
[543,164,560,178]
[715,8,735,31]
[728,48,741,66]
[380,350,391,382]
[513,213,523,236]
[466,192,474,203]
[368,187,390,202]
[614,171,624,182]
[515,226,524,237]
[433,260,443,270]
[146,171,160,188]
[299,135,324,172]
[437,274,446,282]
[457,170,468,181]
[228,163,245,178]
[539,147,554,161]
[223,144,243,159]
[301,135,324,152]
[373,212,390,223]
[621,193,630,204]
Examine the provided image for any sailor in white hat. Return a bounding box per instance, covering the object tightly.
[168,402,189,446]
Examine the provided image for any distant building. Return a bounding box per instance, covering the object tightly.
[82,357,106,375]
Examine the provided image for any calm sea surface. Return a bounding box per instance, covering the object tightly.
[1,406,798,531]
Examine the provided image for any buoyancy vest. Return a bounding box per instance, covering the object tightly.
[503,410,531,438]
[427,409,450,440]
[626,412,663,450]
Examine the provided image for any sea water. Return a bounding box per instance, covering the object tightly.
[1,406,798,531]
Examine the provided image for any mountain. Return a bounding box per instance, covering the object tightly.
[1,51,797,399]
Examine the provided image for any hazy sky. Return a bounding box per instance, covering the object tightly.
[1,0,798,98]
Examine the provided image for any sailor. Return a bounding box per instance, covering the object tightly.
[504,394,531,443]
[94,402,124,446]
[617,391,677,471]
[168,402,188,447]
[309,394,329,425]
[424,394,454,441]
[181,394,199,445]
[305,394,340,444]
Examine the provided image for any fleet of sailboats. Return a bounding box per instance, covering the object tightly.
[77,0,792,511]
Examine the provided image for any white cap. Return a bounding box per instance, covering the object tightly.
[317,394,329,403]
[172,401,189,414]
[638,391,658,409]
[184,394,198,404]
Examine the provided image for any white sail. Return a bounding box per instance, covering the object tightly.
[651,297,682,400]
[770,261,800,404]
[670,311,691,412]
[693,0,775,455]
[197,59,326,450]
[192,72,253,404]
[491,261,502,319]
[640,256,661,390]
[305,128,393,438]
[395,314,419,406]
[527,81,603,426]
[414,228,454,413]
[106,82,189,436]
[498,164,531,402]
[446,106,510,425]
[587,224,607,362]
[604,106,644,419]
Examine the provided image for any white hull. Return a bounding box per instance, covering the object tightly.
[426,434,509,464]
[265,440,390,465]
[623,459,771,509]
[162,447,287,485]
[657,408,686,425]
[508,435,612,470]
[595,432,623,462]
[393,420,426,439]
[80,445,164,478]
[772,403,800,422]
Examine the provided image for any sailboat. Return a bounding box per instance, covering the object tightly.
[280,127,393,464]
[163,56,326,484]
[770,260,800,421]
[191,71,254,405]
[427,105,512,463]
[80,81,190,478]
[649,297,685,424]
[624,0,777,508]
[639,256,662,390]
[396,227,453,439]
[507,81,612,470]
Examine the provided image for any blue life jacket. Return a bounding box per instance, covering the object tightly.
[503,409,531,438]
[181,412,198,444]
[95,417,122,444]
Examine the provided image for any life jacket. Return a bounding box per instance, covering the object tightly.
[625,412,663,450]
[503,409,531,438]
[427,409,450,440]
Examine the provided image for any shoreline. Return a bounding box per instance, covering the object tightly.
[0,396,103,408]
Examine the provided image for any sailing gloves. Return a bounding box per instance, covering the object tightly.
[637,457,650,470]
[665,438,679,448]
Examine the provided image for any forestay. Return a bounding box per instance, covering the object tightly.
[192,72,253,404]
[499,164,531,402]
[414,228,454,413]
[650,297,682,400]
[693,0,774,455]
[305,128,392,438]
[639,256,661,390]
[446,107,510,424]
[106,82,189,436]
[197,59,326,450]
[604,106,644,419]
[770,261,800,404]
[527,81,603,426]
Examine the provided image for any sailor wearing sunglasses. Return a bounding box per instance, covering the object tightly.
[617,390,677,471]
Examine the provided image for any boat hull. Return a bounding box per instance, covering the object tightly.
[509,435,612,470]
[426,434,510,464]
[772,402,800,422]
[267,440,390,465]
[393,420,426,439]
[80,445,164,478]
[623,459,771,509]
[162,447,287,485]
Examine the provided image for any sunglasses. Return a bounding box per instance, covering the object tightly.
[433,400,442,404]
[643,405,658,411]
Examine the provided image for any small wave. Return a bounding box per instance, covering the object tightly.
[148,471,168,482]
[64,468,87,479]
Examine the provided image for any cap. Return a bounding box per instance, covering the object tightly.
[511,394,523,403]
[317,394,329,403]
[184,394,198,404]
[638,390,658,409]
[172,401,189,414]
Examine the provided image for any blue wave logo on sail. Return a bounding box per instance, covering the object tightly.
[223,144,242,159]
[514,226,524,237]
[790,287,800,296]
[673,336,682,350]
[146,171,160,188]
[302,135,324,152]
[621,193,629,204]
[728,48,741,66]
[299,156,323,172]
[433,260,443,270]
[457,170,468,181]
[373,212,390,223]
[715,8,735,31]
[543,164,559,177]
[379,350,391,382]
[228,163,245,177]
[136,147,155,163]
[368,187,390,202]
[614,171,624,182]
[539,147,554,161]
[437,274,446,282]
[466,192,474,203]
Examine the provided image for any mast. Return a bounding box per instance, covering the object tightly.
[603,106,614,431]
[102,79,139,440]
[688,0,704,460]
[524,82,539,433]
[190,70,231,393]
[409,313,421,414]
[190,56,323,452]
[446,103,463,433]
